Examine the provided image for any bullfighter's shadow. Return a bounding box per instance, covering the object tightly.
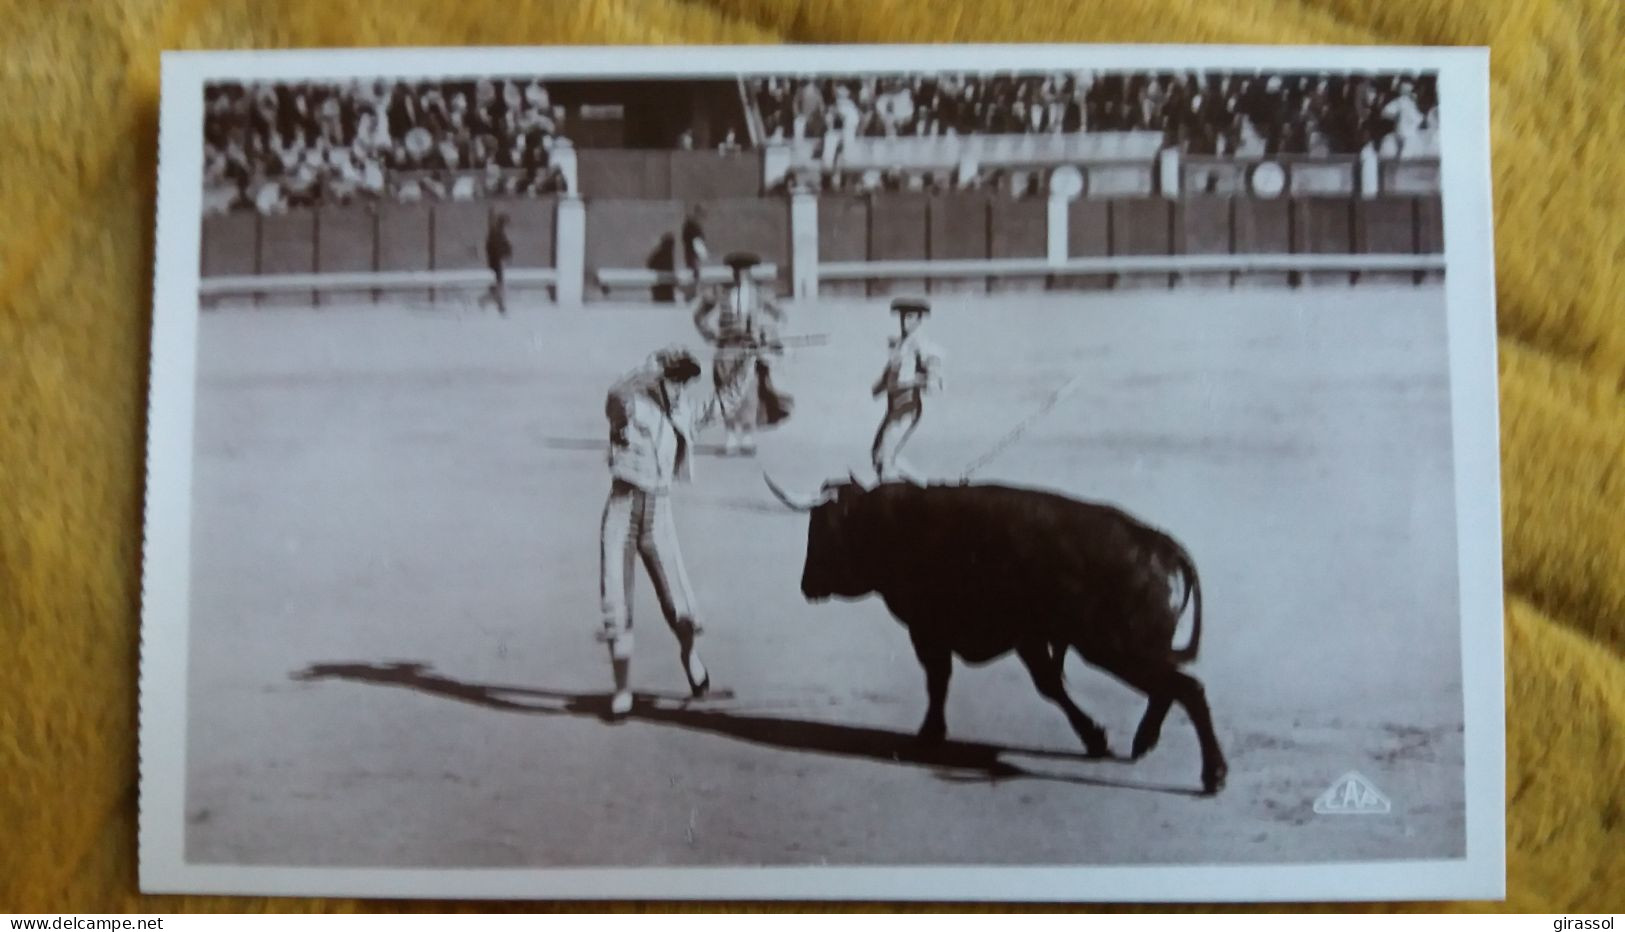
[543,437,739,458]
[292,661,1204,798]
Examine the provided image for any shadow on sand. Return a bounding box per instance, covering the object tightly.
[543,437,739,458]
[291,661,1205,798]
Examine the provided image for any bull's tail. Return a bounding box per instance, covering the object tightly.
[1168,544,1203,665]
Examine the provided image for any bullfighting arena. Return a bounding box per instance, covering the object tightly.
[183,283,1466,869]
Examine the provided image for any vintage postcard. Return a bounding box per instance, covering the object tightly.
[138,43,1503,901]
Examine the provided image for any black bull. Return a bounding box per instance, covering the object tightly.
[766,476,1229,795]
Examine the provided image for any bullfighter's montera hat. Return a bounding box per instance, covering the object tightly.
[649,345,703,381]
[890,296,931,315]
[724,251,761,272]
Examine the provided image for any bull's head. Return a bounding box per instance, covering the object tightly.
[763,471,879,601]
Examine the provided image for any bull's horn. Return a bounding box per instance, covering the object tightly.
[762,471,826,511]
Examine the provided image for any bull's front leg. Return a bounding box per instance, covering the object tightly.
[908,630,952,744]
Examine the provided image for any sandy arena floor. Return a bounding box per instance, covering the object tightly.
[182,284,1466,868]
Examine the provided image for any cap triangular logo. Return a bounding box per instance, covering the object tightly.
[1313,771,1391,814]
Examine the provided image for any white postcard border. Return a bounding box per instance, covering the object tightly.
[138,42,1504,902]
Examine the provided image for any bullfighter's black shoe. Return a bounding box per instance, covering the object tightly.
[675,618,710,698]
[684,654,711,699]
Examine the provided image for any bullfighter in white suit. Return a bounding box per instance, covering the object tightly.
[599,346,719,718]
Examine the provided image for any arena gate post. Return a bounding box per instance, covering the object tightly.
[1359,145,1381,199]
[554,195,586,305]
[790,190,819,300]
[1047,165,1084,269]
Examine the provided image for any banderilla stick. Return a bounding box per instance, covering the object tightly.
[709,333,829,355]
[958,370,1088,481]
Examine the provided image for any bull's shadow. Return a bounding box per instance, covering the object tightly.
[291,661,1204,798]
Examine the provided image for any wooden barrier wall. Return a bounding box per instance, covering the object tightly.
[584,197,790,298]
[814,192,1441,296]
[817,194,1056,297]
[199,198,558,305]
[201,191,1443,305]
[377,202,433,302]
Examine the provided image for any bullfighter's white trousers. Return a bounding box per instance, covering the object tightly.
[599,479,699,649]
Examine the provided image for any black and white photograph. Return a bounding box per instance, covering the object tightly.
[138,44,1504,902]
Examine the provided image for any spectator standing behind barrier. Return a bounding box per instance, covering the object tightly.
[1380,80,1426,158]
[646,235,679,304]
[479,212,512,315]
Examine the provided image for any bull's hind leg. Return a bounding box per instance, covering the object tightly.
[1015,640,1110,758]
[1104,658,1228,795]
[1169,670,1227,794]
[908,631,951,744]
[1131,695,1174,760]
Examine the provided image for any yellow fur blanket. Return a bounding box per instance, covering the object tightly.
[1,0,1620,913]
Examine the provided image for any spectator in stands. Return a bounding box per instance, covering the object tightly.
[467,133,494,173]
[254,178,288,215]
[249,83,279,148]
[830,84,862,146]
[1250,75,1287,154]
[793,78,826,141]
[325,145,360,204]
[420,172,449,202]
[388,83,420,140]
[874,79,915,137]
[359,153,386,200]
[501,80,523,119]
[906,76,937,136]
[286,144,323,207]
[506,130,535,171]
[420,85,449,135]
[754,77,792,141]
[524,80,550,113]
[318,92,345,147]
[201,69,1439,214]
[395,176,424,204]
[932,74,961,135]
[392,133,425,171]
[481,162,507,198]
[1041,75,1068,133]
[353,109,387,157]
[1380,80,1426,158]
[449,174,479,201]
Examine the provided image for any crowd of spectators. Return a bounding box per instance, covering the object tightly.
[203,79,572,214]
[204,71,1440,214]
[750,71,1439,159]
